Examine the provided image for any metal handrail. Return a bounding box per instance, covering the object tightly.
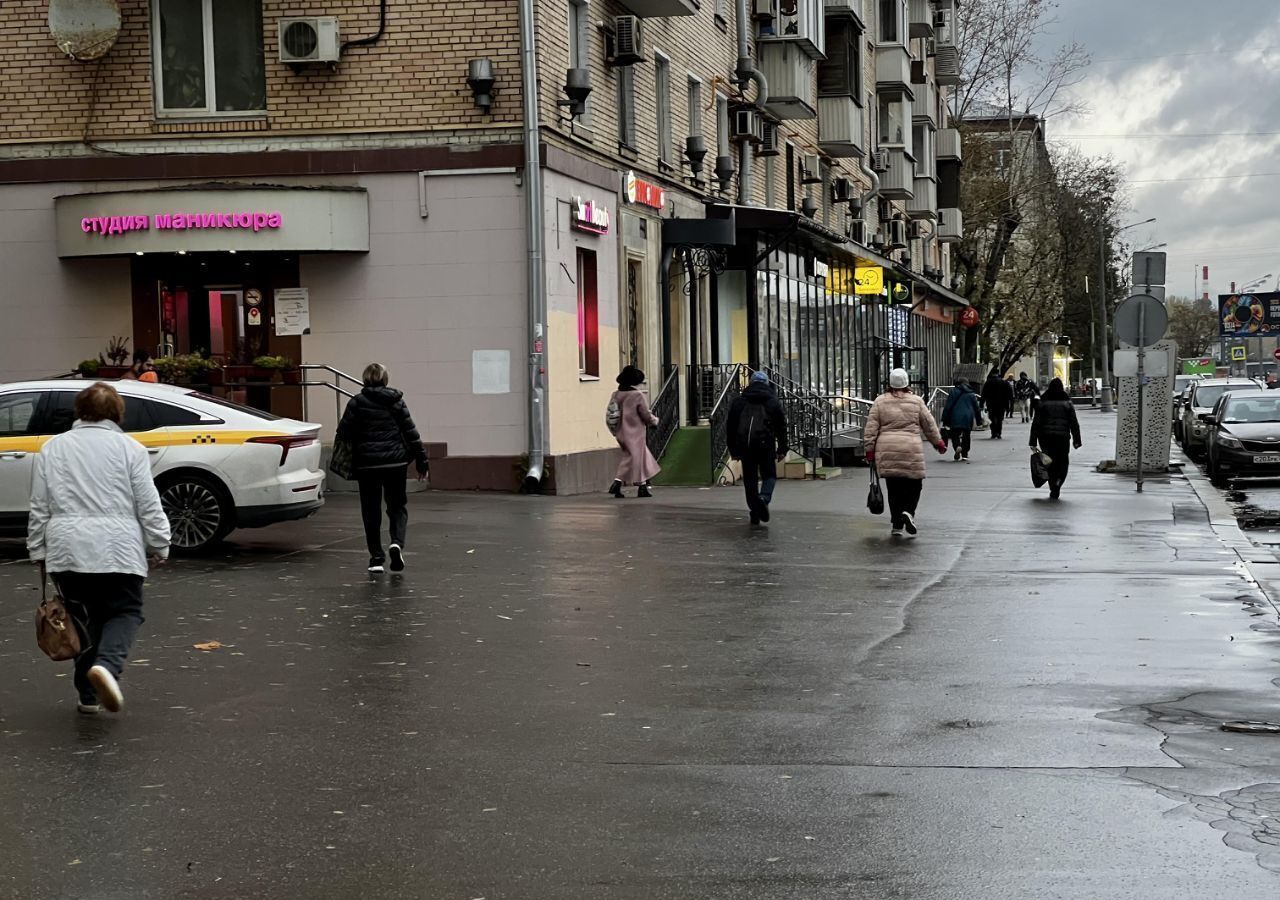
[299,364,362,424]
[707,364,747,478]
[646,364,680,460]
[928,386,951,423]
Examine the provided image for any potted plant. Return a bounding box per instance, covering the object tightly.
[76,359,100,379]
[151,356,180,383]
[253,355,294,383]
[95,336,132,378]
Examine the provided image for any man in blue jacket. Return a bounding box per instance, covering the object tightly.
[942,378,983,462]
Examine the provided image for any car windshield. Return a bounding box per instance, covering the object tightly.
[1174,376,1196,393]
[1222,397,1280,424]
[1197,385,1254,408]
[186,392,282,421]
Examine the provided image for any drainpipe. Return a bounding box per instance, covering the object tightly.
[859,157,881,226]
[735,0,768,205]
[519,0,547,491]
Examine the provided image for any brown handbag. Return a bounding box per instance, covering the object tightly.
[34,565,82,662]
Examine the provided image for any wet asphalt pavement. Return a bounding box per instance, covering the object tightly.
[2,409,1279,899]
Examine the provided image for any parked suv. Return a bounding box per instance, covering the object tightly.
[0,380,324,552]
[1180,378,1262,457]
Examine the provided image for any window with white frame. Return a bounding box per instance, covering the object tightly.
[878,94,909,147]
[877,0,907,45]
[655,53,673,165]
[568,0,592,123]
[153,0,265,115]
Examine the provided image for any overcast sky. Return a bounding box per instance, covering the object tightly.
[1037,0,1280,301]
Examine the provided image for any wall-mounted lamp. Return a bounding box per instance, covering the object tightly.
[466,59,496,113]
[558,68,592,119]
[714,154,735,193]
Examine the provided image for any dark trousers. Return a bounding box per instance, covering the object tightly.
[56,573,145,705]
[884,476,923,527]
[741,453,778,515]
[987,407,1007,438]
[950,428,972,456]
[1040,437,1071,491]
[358,466,409,560]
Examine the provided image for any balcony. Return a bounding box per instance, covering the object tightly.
[824,0,865,26]
[759,0,826,60]
[880,148,914,200]
[818,96,865,157]
[937,127,962,162]
[616,0,697,16]
[911,77,937,125]
[938,207,963,242]
[875,44,915,99]
[759,42,817,120]
[934,44,961,86]
[907,177,938,220]
[909,0,934,38]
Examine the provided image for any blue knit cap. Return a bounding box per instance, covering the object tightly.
[750,371,769,384]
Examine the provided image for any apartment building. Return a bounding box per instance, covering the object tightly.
[0,0,966,492]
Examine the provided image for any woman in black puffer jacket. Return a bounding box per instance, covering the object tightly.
[336,364,430,573]
[1029,378,1082,500]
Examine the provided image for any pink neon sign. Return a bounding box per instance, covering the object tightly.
[80,211,284,237]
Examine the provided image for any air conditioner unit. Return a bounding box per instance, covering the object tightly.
[733,108,764,143]
[832,176,854,203]
[908,220,926,240]
[754,0,776,20]
[800,153,822,184]
[871,149,890,172]
[278,17,340,64]
[889,219,909,249]
[758,121,781,156]
[612,15,643,66]
[848,220,867,244]
[873,230,886,248]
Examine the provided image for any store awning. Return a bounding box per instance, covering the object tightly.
[54,184,370,258]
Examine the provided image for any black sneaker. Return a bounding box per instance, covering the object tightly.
[608,481,625,498]
[759,503,771,523]
[902,512,917,535]
[750,512,760,525]
[389,544,405,572]
[637,484,653,498]
[368,558,385,574]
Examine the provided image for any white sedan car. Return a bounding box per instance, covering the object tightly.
[0,380,324,552]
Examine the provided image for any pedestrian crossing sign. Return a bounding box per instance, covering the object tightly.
[1231,346,1247,362]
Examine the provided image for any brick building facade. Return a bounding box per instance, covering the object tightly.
[0,0,966,493]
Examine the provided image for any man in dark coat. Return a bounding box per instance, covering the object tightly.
[336,363,429,572]
[980,370,1013,439]
[1029,378,1082,500]
[727,371,789,525]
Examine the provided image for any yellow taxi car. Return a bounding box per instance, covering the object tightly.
[0,380,324,552]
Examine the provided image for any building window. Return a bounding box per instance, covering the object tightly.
[153,0,265,116]
[877,0,905,45]
[618,67,637,149]
[577,249,599,377]
[655,53,673,165]
[878,94,908,146]
[715,92,729,157]
[568,0,592,123]
[913,123,935,176]
[785,143,796,211]
[818,17,863,99]
[715,0,728,25]
[687,75,703,143]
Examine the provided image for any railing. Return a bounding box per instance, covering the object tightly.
[646,364,680,460]
[927,386,951,423]
[688,364,742,423]
[708,364,748,479]
[300,364,360,423]
[820,395,874,443]
[760,368,837,463]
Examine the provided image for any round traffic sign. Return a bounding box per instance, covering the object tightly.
[1272,346,1280,361]
[1113,294,1169,348]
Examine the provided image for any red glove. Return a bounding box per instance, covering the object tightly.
[865,450,875,462]
[935,442,947,454]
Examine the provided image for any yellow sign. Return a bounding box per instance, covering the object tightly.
[854,266,884,295]
[1230,346,1247,362]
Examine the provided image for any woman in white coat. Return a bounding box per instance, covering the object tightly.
[28,383,171,714]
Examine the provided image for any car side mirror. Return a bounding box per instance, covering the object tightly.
[1202,414,1217,425]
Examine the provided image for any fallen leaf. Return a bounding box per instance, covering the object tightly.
[193,641,222,651]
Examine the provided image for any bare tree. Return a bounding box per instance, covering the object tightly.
[1165,295,1219,357]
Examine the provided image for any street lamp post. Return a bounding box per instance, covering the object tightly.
[1097,216,1155,413]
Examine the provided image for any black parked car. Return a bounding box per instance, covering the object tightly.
[1205,392,1280,485]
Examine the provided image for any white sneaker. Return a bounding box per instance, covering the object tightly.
[902,512,918,536]
[87,665,123,713]
[77,702,100,715]
[891,524,904,537]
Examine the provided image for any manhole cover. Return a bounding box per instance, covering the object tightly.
[1220,720,1280,735]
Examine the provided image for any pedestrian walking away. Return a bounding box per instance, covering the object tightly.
[726,371,788,525]
[1029,378,1082,500]
[1005,376,1017,419]
[27,382,171,715]
[863,368,946,536]
[607,366,661,499]
[1014,372,1039,422]
[336,363,429,574]
[981,369,1013,439]
[941,378,983,461]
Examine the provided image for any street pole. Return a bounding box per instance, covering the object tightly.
[1136,302,1146,493]
[1097,222,1114,412]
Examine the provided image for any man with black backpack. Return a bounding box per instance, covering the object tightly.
[727,371,789,525]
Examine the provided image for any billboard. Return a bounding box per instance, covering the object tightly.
[1219,292,1280,336]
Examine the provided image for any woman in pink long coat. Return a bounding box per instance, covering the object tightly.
[608,366,660,498]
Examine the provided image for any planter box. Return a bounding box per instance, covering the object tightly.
[282,369,301,385]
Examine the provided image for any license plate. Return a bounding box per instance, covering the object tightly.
[1253,455,1280,464]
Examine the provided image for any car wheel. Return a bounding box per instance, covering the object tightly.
[158,473,234,553]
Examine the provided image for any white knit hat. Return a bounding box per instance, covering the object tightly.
[889,368,910,389]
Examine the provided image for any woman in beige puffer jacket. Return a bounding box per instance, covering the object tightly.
[863,368,946,535]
